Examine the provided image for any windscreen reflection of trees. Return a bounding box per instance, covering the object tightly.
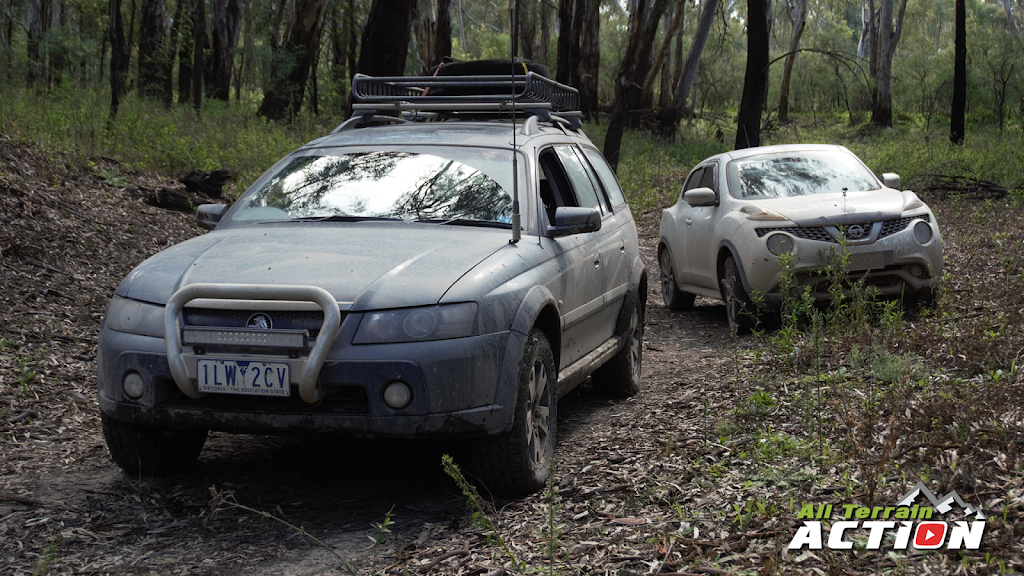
[249,151,512,221]
[736,156,877,198]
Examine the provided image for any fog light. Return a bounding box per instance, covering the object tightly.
[123,372,145,399]
[913,221,932,244]
[383,380,412,409]
[766,233,795,256]
[910,264,924,278]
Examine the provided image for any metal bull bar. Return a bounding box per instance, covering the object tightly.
[164,284,343,404]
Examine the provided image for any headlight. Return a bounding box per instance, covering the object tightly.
[913,221,933,244]
[766,233,795,256]
[104,295,166,338]
[353,303,477,344]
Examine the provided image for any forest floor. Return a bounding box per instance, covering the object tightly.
[1,136,1022,576]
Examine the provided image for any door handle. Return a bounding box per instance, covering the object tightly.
[594,256,601,269]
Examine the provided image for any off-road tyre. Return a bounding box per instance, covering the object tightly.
[591,297,644,398]
[659,248,695,311]
[101,414,207,476]
[721,256,755,335]
[467,329,556,494]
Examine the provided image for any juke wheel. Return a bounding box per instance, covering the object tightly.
[659,249,696,311]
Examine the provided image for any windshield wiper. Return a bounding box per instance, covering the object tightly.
[258,215,399,224]
[417,218,513,229]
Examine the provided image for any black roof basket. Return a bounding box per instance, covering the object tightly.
[351,72,582,130]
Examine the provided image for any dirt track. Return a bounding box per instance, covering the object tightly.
[1,140,758,575]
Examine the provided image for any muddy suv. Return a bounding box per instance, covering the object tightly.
[97,68,646,494]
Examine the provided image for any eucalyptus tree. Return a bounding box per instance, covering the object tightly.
[870,0,907,126]
[777,0,806,122]
[736,0,770,148]
[258,0,331,119]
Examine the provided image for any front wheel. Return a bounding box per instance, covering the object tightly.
[721,256,755,334]
[591,297,644,398]
[101,414,207,476]
[467,329,557,494]
[659,249,696,311]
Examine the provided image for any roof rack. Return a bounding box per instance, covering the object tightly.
[351,72,582,130]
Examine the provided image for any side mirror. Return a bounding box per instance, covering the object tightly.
[548,207,601,237]
[683,187,717,207]
[882,173,901,189]
[196,203,227,230]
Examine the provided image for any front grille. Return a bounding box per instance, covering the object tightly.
[756,226,836,243]
[879,213,930,239]
[184,308,329,338]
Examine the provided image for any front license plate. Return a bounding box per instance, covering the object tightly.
[197,359,290,397]
[847,252,886,271]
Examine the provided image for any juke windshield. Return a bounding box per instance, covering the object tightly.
[727,151,880,199]
[232,149,518,225]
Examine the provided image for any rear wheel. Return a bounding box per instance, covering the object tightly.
[592,297,644,398]
[659,249,695,311]
[468,329,556,494]
[721,256,755,334]
[101,414,207,476]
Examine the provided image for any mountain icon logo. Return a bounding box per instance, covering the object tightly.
[896,482,985,520]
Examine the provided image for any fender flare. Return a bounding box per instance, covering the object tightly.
[611,256,648,349]
[492,284,559,433]
[718,240,754,298]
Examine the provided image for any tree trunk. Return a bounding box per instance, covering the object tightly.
[108,0,129,117]
[950,0,965,144]
[356,0,415,78]
[259,0,332,120]
[777,0,806,122]
[519,0,534,60]
[138,0,171,103]
[210,0,242,101]
[659,0,718,137]
[603,0,670,169]
[177,0,195,104]
[192,0,205,111]
[539,0,550,65]
[870,0,906,126]
[26,0,47,86]
[735,0,769,149]
[347,0,357,80]
[555,0,575,85]
[578,0,600,118]
[436,0,452,63]
[641,0,683,106]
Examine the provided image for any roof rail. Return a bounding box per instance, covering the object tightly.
[351,72,582,130]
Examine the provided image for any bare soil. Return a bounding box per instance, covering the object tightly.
[1,138,1022,575]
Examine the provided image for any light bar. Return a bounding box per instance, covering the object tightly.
[181,326,308,350]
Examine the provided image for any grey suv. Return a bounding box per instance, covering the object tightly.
[97,69,646,493]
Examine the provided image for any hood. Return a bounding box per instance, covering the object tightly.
[749,189,905,227]
[120,223,511,310]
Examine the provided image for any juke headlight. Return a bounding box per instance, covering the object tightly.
[104,295,166,338]
[353,303,478,344]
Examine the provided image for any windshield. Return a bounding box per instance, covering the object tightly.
[726,151,880,199]
[231,149,517,224]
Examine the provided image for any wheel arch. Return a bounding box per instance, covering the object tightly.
[716,241,752,300]
[495,285,560,433]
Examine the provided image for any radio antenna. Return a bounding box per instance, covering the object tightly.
[509,1,521,244]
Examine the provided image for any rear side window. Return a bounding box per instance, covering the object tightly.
[581,147,628,207]
[554,146,605,213]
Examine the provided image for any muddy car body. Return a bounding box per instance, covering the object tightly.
[97,71,646,493]
[657,144,943,332]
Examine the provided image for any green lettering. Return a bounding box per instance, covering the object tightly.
[883,507,895,519]
[895,507,910,519]
[798,504,815,519]
[871,507,884,519]
[842,504,858,519]
[918,507,932,519]
[856,507,870,519]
